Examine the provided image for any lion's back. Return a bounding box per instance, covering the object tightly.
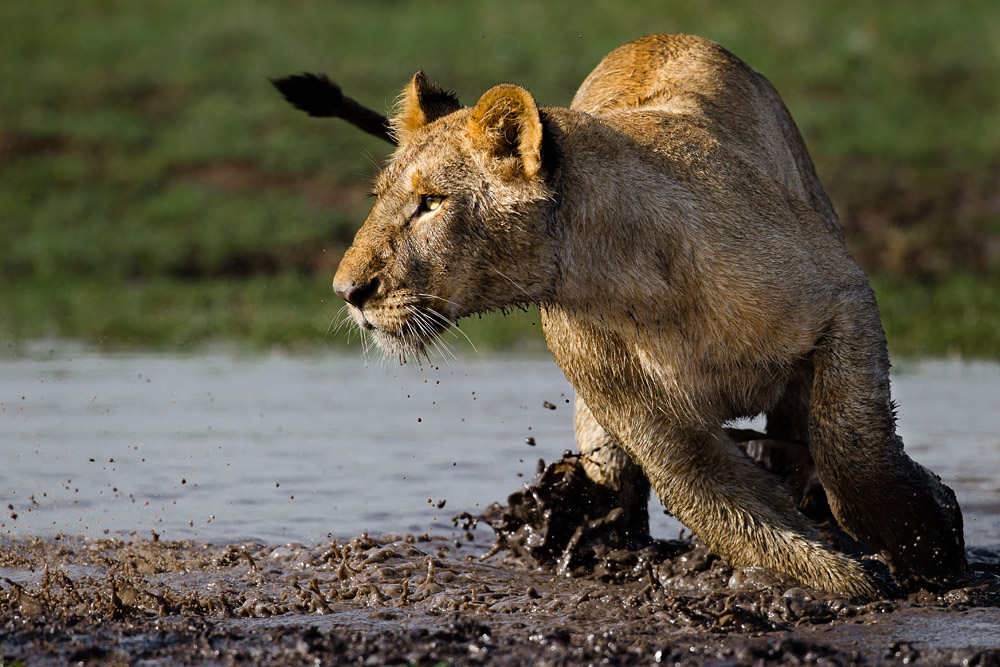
[572,34,839,233]
[571,34,735,117]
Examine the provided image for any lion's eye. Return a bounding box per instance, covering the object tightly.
[419,194,445,213]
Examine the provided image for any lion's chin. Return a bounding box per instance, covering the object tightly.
[371,328,427,358]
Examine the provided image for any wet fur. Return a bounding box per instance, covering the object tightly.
[330,34,966,596]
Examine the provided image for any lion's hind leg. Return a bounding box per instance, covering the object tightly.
[766,362,813,444]
[760,362,839,522]
[806,290,966,589]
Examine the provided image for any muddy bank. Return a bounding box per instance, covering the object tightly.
[2,457,999,665]
[1,532,999,666]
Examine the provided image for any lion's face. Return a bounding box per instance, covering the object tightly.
[333,74,556,361]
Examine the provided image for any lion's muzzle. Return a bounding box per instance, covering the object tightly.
[333,275,379,309]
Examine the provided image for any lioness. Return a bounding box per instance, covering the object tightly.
[280,34,966,596]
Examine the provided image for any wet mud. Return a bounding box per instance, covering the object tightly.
[2,453,999,665]
[470,429,866,583]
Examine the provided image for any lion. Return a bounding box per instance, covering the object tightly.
[277,34,966,596]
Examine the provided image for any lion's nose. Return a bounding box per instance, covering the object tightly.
[334,276,379,308]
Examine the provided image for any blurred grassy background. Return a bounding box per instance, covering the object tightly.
[1,1,997,356]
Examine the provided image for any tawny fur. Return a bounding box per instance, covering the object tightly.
[331,34,966,597]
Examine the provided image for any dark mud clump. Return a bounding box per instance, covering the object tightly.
[472,431,873,584]
[466,453,691,582]
[2,456,1000,665]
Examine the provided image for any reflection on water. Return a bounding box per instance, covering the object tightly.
[2,344,998,547]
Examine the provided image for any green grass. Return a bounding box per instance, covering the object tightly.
[872,273,1000,359]
[1,1,998,357]
[0,275,547,354]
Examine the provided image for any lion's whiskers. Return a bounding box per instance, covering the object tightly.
[413,301,479,354]
[414,292,462,310]
[326,304,354,341]
[404,304,457,363]
[492,268,538,306]
[359,327,374,365]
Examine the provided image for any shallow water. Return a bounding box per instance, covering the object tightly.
[2,345,1000,665]
[2,344,999,549]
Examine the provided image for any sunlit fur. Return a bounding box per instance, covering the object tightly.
[332,34,966,596]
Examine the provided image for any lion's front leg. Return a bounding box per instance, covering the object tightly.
[574,395,650,541]
[623,419,881,597]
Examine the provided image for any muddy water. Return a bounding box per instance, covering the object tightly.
[2,344,999,665]
[2,343,680,543]
[3,347,998,547]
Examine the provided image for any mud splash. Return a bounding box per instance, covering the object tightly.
[2,455,999,665]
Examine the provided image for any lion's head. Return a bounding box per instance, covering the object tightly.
[333,73,559,361]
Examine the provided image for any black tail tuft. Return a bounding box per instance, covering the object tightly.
[270,73,344,118]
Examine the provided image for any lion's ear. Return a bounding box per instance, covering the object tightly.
[390,71,461,141]
[468,84,543,178]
